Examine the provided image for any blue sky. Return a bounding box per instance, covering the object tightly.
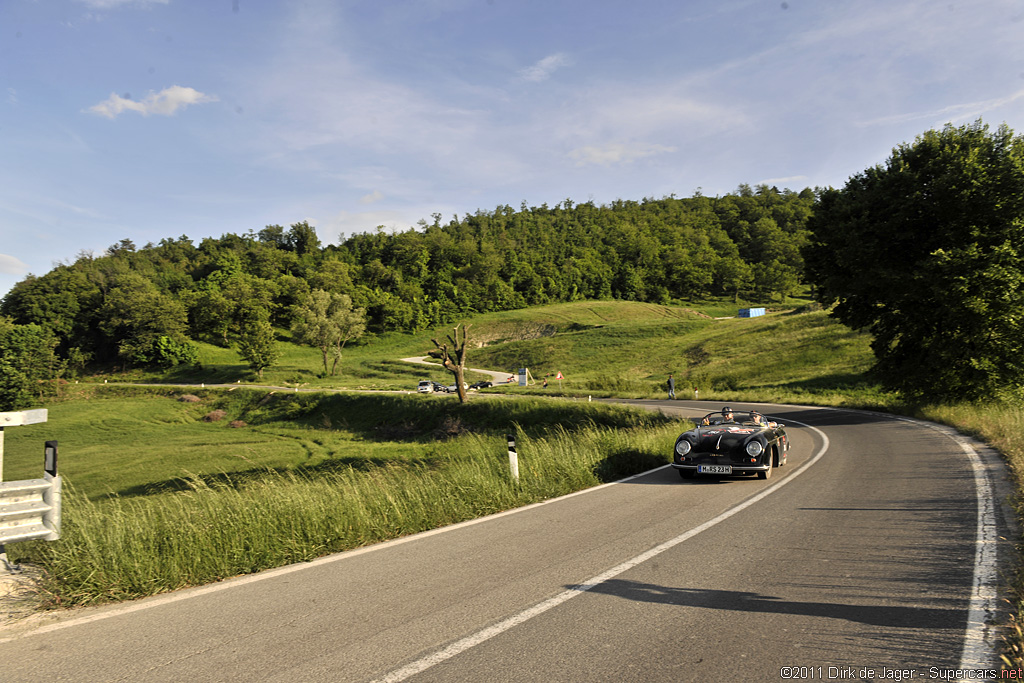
[2,0,1023,299]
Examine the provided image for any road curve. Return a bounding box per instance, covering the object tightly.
[0,402,1015,682]
[400,356,514,384]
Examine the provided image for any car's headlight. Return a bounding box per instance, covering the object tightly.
[675,440,692,456]
[745,440,764,456]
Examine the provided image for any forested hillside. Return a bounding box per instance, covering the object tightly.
[0,185,813,403]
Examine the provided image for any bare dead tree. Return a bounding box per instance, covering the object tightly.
[431,323,470,403]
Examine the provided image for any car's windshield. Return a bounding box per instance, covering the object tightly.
[701,411,765,426]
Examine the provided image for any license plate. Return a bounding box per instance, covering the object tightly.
[698,465,732,474]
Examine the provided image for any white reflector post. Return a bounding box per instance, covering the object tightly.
[506,434,519,482]
[44,441,58,477]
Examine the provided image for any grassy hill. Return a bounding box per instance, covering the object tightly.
[103,297,883,407]
[466,301,878,402]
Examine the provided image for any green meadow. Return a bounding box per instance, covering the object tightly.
[99,297,881,405]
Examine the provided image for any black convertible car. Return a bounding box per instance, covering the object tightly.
[672,407,789,480]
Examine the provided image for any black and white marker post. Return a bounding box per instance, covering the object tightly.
[506,433,519,482]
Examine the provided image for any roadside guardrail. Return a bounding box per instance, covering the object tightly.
[0,410,60,572]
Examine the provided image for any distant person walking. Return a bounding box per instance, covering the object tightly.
[667,373,676,400]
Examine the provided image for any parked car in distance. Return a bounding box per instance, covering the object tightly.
[469,381,493,390]
[446,382,469,393]
[671,407,789,480]
[417,380,434,393]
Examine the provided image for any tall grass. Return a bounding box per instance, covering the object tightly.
[11,421,681,606]
[918,405,1024,477]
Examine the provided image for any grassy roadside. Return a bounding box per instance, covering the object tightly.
[5,387,685,606]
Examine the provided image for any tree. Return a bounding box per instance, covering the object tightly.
[0,317,65,410]
[97,272,196,368]
[803,120,1024,401]
[291,290,366,376]
[285,221,321,256]
[0,266,96,349]
[329,298,366,376]
[431,323,471,403]
[752,259,801,301]
[189,289,234,345]
[237,317,279,379]
[105,238,137,257]
[257,224,288,249]
[713,256,752,303]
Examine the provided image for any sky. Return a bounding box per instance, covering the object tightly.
[2,0,1023,299]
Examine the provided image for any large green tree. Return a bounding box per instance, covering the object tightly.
[291,290,366,376]
[97,272,197,368]
[236,316,279,379]
[0,317,65,410]
[804,120,1024,401]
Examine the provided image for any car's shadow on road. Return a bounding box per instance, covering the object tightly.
[567,578,960,629]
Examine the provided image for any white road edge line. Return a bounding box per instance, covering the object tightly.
[372,418,831,683]
[886,416,999,673]
[955,432,999,673]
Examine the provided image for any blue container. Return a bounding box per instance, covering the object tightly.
[738,308,766,318]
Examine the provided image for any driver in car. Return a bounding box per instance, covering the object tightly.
[701,407,736,425]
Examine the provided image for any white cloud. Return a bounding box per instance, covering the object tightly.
[321,209,422,242]
[757,175,809,187]
[553,83,749,147]
[568,142,676,167]
[85,86,218,119]
[518,53,570,82]
[857,88,1024,129]
[245,38,501,187]
[0,253,30,276]
[360,190,385,204]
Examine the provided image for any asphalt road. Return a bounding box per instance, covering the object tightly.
[0,401,1014,682]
